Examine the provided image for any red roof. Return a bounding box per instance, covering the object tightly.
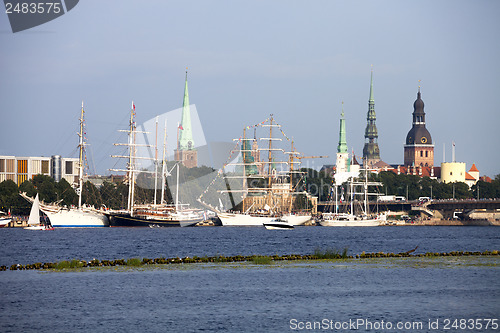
[480,176,492,183]
[465,172,475,180]
[469,163,479,172]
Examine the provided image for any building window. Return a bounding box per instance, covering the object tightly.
[450,172,453,176]
[17,160,28,174]
[420,151,423,157]
[0,159,4,172]
[425,151,428,157]
[65,161,73,175]
[42,160,49,174]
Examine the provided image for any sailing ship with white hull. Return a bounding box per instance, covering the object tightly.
[319,169,386,227]
[200,115,317,227]
[106,102,202,227]
[21,102,108,227]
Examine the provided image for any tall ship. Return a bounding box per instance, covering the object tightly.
[106,102,203,227]
[199,115,319,226]
[319,168,386,227]
[21,102,109,227]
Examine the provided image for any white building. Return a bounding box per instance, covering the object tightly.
[0,155,79,186]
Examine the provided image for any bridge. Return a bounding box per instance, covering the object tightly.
[318,199,500,219]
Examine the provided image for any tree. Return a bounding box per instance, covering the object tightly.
[82,181,102,207]
[56,178,78,207]
[0,180,18,213]
[32,174,57,203]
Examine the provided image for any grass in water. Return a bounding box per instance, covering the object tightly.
[126,258,142,267]
[252,256,273,265]
[55,259,85,269]
[313,247,349,259]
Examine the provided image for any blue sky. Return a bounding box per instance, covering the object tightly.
[1,0,499,177]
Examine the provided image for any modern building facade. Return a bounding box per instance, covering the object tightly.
[0,155,79,185]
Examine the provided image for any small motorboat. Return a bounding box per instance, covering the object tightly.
[263,219,294,230]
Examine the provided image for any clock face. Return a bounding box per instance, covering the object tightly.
[421,136,427,143]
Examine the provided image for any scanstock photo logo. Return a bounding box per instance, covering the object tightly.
[3,0,79,33]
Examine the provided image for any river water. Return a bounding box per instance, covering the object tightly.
[1,226,499,332]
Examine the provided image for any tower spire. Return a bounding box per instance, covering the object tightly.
[337,102,348,154]
[369,65,374,103]
[363,67,380,167]
[175,68,198,168]
[178,68,194,150]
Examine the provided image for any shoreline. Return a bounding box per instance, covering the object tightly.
[400,218,500,226]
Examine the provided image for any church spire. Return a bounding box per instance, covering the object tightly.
[369,66,375,103]
[178,69,194,150]
[174,69,198,168]
[337,102,348,154]
[363,67,380,167]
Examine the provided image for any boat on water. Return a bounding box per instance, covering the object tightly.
[20,102,108,227]
[24,194,54,231]
[263,218,294,230]
[106,102,203,227]
[0,211,11,228]
[199,115,320,226]
[319,212,386,227]
[319,169,386,227]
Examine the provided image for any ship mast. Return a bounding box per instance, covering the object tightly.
[127,102,136,214]
[161,119,167,204]
[110,101,154,216]
[77,101,85,209]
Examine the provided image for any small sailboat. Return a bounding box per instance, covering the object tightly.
[24,194,54,230]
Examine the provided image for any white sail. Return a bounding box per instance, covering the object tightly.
[28,194,40,225]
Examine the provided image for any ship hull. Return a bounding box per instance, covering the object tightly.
[319,219,381,227]
[319,213,385,227]
[281,214,311,226]
[107,213,188,227]
[218,212,273,226]
[43,209,109,227]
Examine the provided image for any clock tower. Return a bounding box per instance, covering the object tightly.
[404,87,434,167]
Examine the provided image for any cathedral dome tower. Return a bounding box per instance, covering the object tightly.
[404,86,434,167]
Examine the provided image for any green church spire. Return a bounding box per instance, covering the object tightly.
[337,102,348,154]
[178,70,195,150]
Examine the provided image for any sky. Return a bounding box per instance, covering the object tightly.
[1,0,499,177]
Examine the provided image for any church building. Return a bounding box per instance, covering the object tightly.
[404,87,434,168]
[174,71,198,168]
[363,69,381,168]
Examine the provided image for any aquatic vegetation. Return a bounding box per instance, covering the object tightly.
[252,256,272,265]
[126,258,142,266]
[3,250,499,271]
[312,247,349,259]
